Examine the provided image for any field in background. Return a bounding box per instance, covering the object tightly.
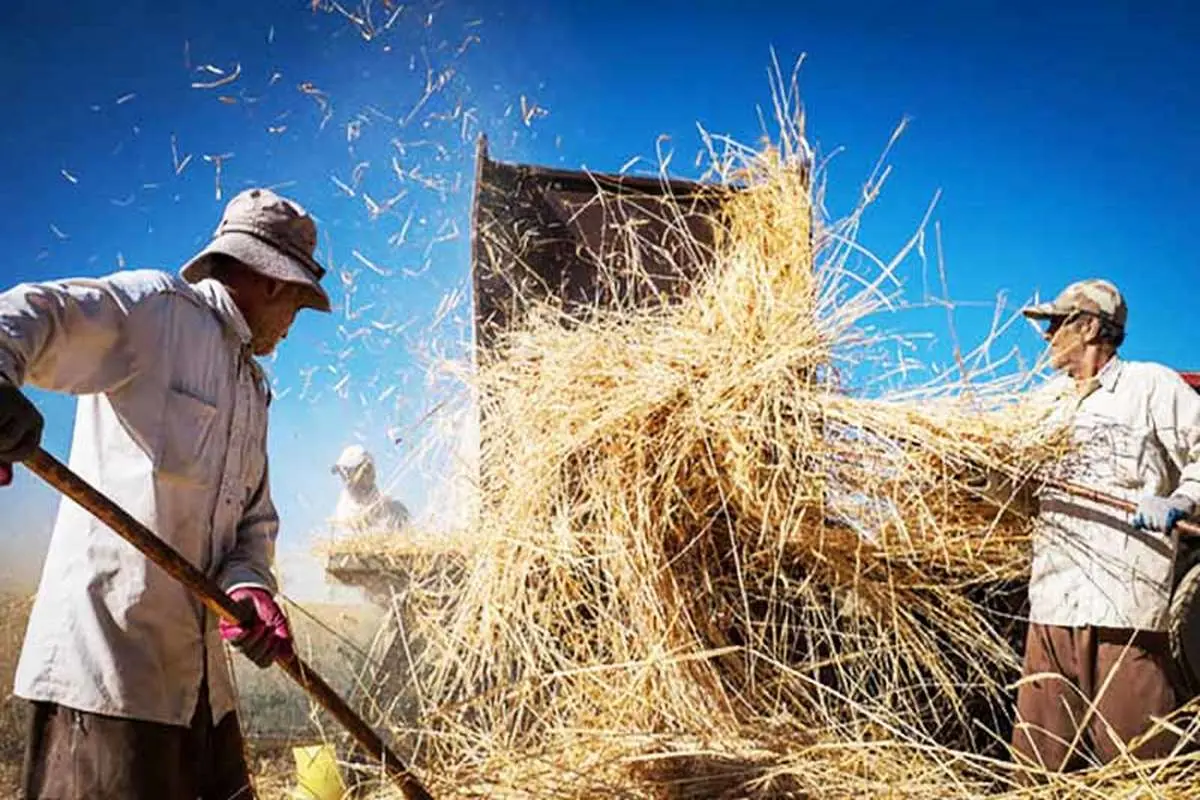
[1,590,387,797]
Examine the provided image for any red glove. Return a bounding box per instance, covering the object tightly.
[0,462,11,487]
[219,587,293,668]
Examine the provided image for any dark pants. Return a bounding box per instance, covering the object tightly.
[20,683,255,800]
[1011,622,1179,775]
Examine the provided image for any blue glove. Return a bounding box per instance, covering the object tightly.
[1132,494,1195,534]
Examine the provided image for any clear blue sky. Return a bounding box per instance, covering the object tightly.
[1,0,1198,586]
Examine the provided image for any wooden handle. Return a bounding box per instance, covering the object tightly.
[22,448,435,800]
[1044,476,1200,538]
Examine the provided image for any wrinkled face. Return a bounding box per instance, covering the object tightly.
[242,279,307,357]
[209,254,310,357]
[1042,312,1099,373]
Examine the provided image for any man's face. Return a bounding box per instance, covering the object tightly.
[334,460,374,489]
[245,282,306,357]
[1043,311,1097,372]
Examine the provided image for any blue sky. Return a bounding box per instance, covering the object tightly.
[1,0,1198,589]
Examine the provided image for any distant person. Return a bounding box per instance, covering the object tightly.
[0,188,332,799]
[1010,279,1200,775]
[329,444,411,541]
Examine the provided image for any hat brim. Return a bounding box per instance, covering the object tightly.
[180,231,332,313]
[1020,301,1066,321]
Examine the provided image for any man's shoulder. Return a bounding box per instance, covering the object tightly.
[1118,359,1189,388]
[84,269,205,309]
[101,268,191,295]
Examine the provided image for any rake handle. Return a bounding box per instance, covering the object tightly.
[1044,476,1200,538]
[21,447,435,800]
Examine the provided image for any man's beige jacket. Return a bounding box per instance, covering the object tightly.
[0,269,279,727]
[1032,356,1200,631]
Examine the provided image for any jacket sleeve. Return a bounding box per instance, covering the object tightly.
[0,275,141,393]
[216,459,281,595]
[1151,369,1200,505]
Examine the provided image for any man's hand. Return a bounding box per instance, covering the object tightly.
[1132,494,1195,534]
[219,587,293,668]
[0,378,43,465]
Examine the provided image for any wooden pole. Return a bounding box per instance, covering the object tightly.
[21,447,435,800]
[1042,475,1200,537]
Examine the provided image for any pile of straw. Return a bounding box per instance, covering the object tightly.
[347,79,1200,799]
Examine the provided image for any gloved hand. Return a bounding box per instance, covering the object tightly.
[0,377,43,464]
[219,587,293,668]
[1132,494,1195,534]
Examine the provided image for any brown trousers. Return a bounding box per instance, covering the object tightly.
[1011,622,1179,774]
[20,683,255,800]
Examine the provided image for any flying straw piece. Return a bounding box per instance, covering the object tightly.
[60,169,78,184]
[382,2,404,31]
[170,134,192,176]
[352,250,392,277]
[115,93,136,105]
[202,153,234,200]
[192,63,242,90]
[49,224,68,240]
[363,193,381,218]
[455,35,481,57]
[351,161,369,187]
[331,174,356,197]
[520,95,549,127]
[400,257,430,278]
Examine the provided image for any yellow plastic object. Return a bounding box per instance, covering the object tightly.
[291,744,348,800]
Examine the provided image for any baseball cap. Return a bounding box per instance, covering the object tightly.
[1021,278,1127,329]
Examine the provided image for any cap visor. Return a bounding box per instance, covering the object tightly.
[1020,302,1062,320]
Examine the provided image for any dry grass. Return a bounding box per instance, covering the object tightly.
[1,592,34,766]
[323,67,1200,799]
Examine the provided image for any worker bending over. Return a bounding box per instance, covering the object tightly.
[0,188,331,799]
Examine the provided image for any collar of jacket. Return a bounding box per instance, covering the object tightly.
[190,278,253,349]
[1096,354,1124,393]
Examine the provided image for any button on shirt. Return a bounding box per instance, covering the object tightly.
[1029,357,1200,631]
[0,269,280,727]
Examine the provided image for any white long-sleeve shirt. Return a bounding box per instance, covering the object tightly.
[0,268,279,727]
[330,485,411,541]
[1030,356,1200,630]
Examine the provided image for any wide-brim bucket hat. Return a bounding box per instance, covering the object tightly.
[180,187,332,312]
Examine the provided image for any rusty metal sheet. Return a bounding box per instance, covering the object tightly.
[469,134,730,354]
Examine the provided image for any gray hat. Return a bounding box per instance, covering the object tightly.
[1021,278,1127,329]
[180,188,332,313]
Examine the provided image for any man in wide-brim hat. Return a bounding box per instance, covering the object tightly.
[0,188,331,799]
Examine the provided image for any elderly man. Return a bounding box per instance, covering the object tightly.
[1011,278,1200,773]
[0,188,331,799]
